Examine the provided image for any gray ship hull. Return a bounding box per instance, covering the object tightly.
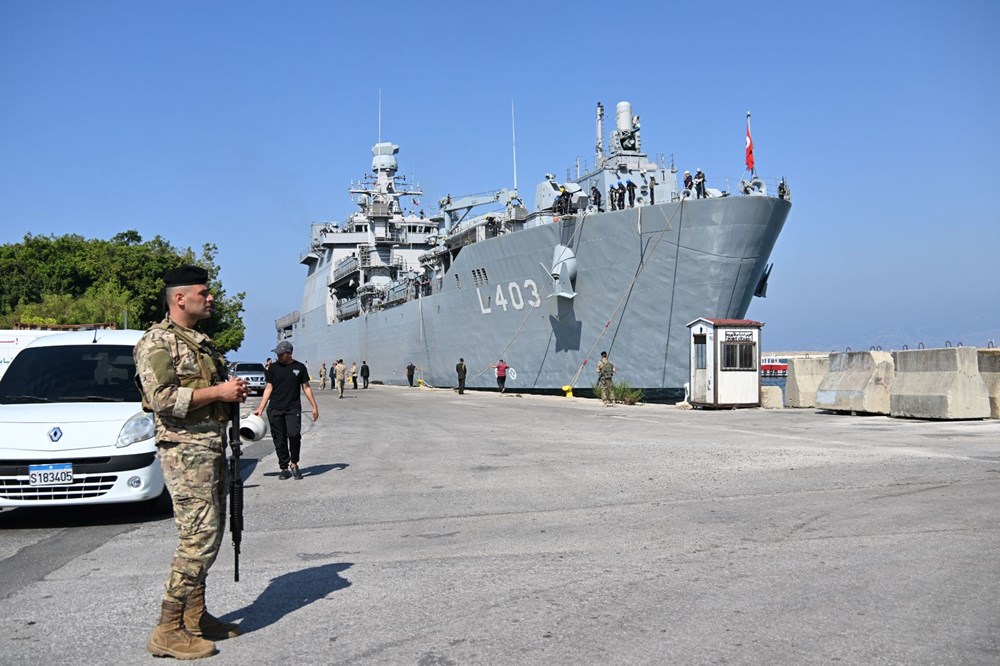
[290,195,790,395]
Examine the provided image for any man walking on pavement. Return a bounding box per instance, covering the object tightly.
[334,358,346,398]
[360,360,370,388]
[254,340,319,480]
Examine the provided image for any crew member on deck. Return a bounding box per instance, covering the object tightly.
[590,185,603,212]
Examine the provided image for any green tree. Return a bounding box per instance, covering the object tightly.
[0,231,245,353]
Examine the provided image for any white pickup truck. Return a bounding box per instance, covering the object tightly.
[0,330,168,511]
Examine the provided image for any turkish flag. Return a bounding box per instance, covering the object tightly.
[745,118,755,172]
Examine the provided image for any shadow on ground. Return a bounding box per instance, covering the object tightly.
[257,463,348,480]
[220,562,353,632]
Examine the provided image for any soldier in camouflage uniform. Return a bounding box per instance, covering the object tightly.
[597,351,616,406]
[134,266,247,660]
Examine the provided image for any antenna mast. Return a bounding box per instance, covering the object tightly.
[511,98,518,191]
[378,89,382,144]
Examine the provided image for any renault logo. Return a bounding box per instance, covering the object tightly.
[48,427,63,442]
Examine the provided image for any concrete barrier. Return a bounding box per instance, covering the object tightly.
[978,349,1000,419]
[890,347,990,420]
[760,385,784,409]
[785,356,831,408]
[815,351,894,414]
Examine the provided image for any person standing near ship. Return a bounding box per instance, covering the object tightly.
[648,175,657,205]
[616,181,626,210]
[254,340,319,480]
[695,169,707,199]
[406,361,416,387]
[350,361,358,389]
[456,357,467,395]
[360,360,370,388]
[318,362,327,391]
[597,351,616,406]
[683,170,693,195]
[609,183,617,211]
[626,179,637,207]
[490,359,509,393]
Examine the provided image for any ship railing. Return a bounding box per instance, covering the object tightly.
[684,175,789,200]
[373,229,407,243]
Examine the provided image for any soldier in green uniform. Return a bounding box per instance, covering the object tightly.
[134,266,246,659]
[596,350,616,406]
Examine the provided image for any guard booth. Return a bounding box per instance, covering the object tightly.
[687,318,763,408]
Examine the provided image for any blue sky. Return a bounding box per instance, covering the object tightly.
[2,0,997,358]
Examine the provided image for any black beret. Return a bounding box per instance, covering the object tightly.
[163,265,209,288]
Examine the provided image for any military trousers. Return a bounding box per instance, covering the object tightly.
[158,441,227,603]
[599,378,615,404]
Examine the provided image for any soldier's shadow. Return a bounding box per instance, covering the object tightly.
[220,562,353,633]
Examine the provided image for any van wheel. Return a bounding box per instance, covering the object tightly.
[150,487,173,515]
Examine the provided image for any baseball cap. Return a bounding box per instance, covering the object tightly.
[273,340,293,355]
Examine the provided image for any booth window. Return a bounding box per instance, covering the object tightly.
[694,335,707,369]
[721,341,756,371]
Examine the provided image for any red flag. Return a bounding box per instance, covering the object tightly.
[745,114,755,173]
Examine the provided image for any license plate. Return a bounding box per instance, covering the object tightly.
[28,463,73,486]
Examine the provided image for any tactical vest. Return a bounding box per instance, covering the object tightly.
[136,320,231,422]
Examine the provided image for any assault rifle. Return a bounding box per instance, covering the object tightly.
[229,405,244,582]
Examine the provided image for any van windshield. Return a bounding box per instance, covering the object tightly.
[0,345,141,404]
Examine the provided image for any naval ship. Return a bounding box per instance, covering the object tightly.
[278,101,791,398]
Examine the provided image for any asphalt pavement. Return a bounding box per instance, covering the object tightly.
[1,384,998,665]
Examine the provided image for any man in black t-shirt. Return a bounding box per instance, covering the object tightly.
[253,340,319,480]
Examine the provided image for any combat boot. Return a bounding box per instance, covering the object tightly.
[184,585,241,640]
[147,599,216,659]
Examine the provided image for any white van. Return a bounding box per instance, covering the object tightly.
[0,329,168,511]
[0,329,62,381]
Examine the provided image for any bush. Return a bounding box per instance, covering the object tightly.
[590,379,644,405]
[614,380,644,405]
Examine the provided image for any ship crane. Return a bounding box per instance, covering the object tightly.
[439,188,522,233]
